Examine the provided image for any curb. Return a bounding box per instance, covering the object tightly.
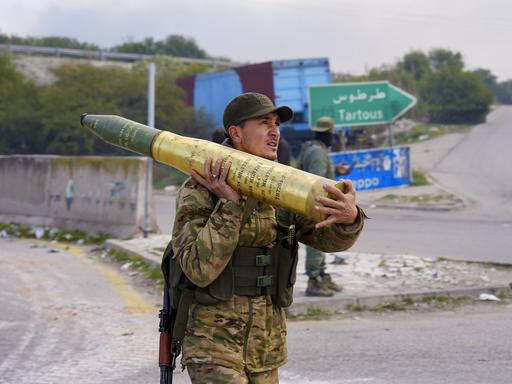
[288,285,511,316]
[361,200,465,212]
[105,238,162,267]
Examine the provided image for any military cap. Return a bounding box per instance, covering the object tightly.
[312,116,335,132]
[223,92,293,129]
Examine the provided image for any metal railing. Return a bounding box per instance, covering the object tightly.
[0,43,239,67]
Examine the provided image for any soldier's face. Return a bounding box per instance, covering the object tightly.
[230,112,281,160]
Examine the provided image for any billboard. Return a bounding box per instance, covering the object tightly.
[329,146,411,191]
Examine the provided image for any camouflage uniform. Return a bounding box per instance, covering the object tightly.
[172,175,364,381]
[298,140,336,279]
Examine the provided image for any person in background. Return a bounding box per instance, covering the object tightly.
[277,135,290,165]
[211,127,226,144]
[298,116,344,297]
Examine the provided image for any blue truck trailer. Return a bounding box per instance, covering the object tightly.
[176,57,331,155]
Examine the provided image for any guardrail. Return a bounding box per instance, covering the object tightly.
[0,43,240,67]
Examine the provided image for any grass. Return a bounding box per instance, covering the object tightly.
[0,221,109,245]
[107,248,164,285]
[346,295,475,313]
[497,291,511,300]
[286,306,332,321]
[346,303,367,312]
[376,192,455,205]
[420,295,472,308]
[394,123,470,145]
[369,302,408,312]
[411,169,430,186]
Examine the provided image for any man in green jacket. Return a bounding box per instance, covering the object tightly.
[298,116,343,297]
[172,93,364,383]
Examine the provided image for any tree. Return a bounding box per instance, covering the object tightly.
[428,49,464,73]
[36,58,213,155]
[0,54,43,154]
[495,80,512,104]
[331,48,494,124]
[473,69,512,105]
[112,34,208,58]
[400,51,431,82]
[0,33,99,50]
[421,69,493,124]
[38,63,144,155]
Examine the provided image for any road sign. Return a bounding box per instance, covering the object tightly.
[308,81,417,126]
[330,146,411,191]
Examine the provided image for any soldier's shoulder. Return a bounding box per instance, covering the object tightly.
[177,177,212,204]
[302,140,324,153]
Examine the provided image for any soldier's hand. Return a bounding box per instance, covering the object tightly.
[313,181,358,229]
[192,157,241,203]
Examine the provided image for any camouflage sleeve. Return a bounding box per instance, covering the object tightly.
[171,178,244,287]
[303,146,328,177]
[277,206,366,253]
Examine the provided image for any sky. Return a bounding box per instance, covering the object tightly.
[2,0,511,81]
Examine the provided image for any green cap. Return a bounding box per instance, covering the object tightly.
[312,116,335,132]
[223,92,293,129]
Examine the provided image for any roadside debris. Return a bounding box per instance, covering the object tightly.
[30,243,48,249]
[34,227,45,239]
[478,293,501,302]
[121,262,132,271]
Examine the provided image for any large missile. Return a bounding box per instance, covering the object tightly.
[80,114,346,222]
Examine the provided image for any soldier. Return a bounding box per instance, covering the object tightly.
[298,116,343,297]
[172,93,365,383]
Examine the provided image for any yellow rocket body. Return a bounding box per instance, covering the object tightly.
[81,114,344,222]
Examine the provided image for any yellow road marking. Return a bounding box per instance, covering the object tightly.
[50,242,154,314]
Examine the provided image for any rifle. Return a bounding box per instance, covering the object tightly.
[158,283,178,383]
[159,240,183,384]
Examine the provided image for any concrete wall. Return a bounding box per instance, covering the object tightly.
[0,155,157,238]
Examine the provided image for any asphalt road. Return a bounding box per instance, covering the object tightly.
[284,302,512,384]
[2,237,511,384]
[0,238,159,384]
[350,207,512,263]
[432,106,512,221]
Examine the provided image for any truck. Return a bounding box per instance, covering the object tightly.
[176,57,331,156]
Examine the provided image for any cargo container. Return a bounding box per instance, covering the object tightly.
[176,58,331,155]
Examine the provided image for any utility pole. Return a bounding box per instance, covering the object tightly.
[143,62,155,238]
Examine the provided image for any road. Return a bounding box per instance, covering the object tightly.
[432,106,512,221]
[1,237,511,384]
[284,303,512,384]
[350,207,512,263]
[156,107,512,264]
[0,238,160,384]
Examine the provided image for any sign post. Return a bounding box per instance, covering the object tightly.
[308,81,417,126]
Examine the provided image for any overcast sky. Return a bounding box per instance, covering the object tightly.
[2,0,511,81]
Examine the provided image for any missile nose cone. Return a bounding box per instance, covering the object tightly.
[80,114,162,157]
[80,113,88,126]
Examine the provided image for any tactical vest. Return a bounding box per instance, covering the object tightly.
[193,221,299,308]
[164,201,299,309]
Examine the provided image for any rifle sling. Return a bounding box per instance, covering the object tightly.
[172,288,194,343]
